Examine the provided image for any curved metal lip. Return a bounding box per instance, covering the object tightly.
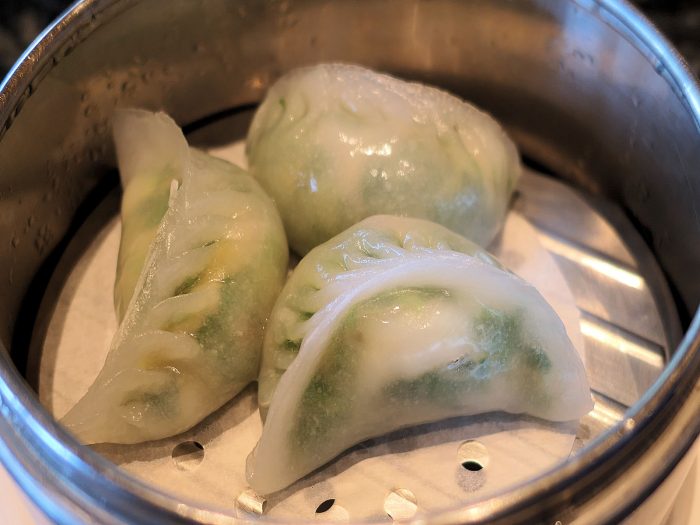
[0,0,699,523]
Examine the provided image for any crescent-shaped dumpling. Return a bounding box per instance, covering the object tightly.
[61,110,288,444]
[249,215,591,494]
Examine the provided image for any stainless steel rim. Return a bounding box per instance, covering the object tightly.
[0,1,699,524]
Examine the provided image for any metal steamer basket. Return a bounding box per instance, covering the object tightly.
[0,1,699,524]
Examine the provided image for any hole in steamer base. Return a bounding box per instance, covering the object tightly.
[458,439,490,471]
[171,441,205,471]
[316,499,335,513]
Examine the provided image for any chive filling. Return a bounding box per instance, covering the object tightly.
[290,292,552,456]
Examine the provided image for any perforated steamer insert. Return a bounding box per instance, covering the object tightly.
[1,1,699,524]
[26,107,680,522]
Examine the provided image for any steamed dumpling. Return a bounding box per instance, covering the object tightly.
[257,215,501,417]
[248,216,592,494]
[247,63,521,254]
[61,111,288,444]
[113,109,187,321]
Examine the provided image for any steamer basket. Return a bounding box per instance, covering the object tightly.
[0,1,699,524]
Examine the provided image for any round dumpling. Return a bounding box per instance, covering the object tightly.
[247,63,521,254]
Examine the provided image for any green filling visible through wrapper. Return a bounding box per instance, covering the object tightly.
[290,289,552,457]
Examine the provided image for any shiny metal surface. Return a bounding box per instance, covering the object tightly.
[515,173,677,409]
[28,140,672,517]
[0,0,698,524]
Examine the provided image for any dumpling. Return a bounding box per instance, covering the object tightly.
[249,215,592,494]
[257,214,501,417]
[60,111,288,444]
[246,63,521,255]
[112,109,187,321]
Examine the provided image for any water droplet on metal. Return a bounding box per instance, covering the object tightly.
[35,225,52,254]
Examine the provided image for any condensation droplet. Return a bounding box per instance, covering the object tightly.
[34,225,52,254]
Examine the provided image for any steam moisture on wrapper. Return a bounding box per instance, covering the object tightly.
[60,110,288,444]
[246,63,522,255]
[248,215,593,495]
[112,110,187,322]
[55,63,588,507]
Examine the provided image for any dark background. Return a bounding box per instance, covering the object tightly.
[1,0,699,80]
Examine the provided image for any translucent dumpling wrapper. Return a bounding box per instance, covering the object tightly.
[112,109,187,321]
[60,111,288,444]
[247,63,521,254]
[249,215,592,494]
[257,214,502,417]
